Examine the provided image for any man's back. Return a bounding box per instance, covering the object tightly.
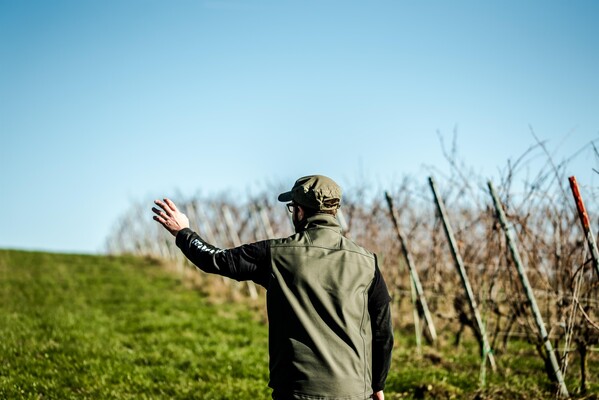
[267,214,378,400]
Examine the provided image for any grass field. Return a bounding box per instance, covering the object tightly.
[1,250,597,399]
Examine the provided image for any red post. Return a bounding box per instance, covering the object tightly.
[568,176,599,278]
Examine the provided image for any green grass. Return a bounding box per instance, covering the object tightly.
[1,250,597,399]
[0,250,269,399]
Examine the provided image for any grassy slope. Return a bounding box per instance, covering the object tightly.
[0,250,596,399]
[0,250,269,399]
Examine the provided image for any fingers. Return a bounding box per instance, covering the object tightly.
[154,199,175,216]
[152,214,166,225]
[153,209,176,231]
[164,198,178,212]
[152,198,181,236]
[151,205,166,216]
[152,207,169,229]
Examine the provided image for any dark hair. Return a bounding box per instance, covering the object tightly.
[301,206,337,218]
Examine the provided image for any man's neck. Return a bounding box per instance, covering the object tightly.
[294,213,340,233]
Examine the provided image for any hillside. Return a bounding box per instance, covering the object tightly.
[0,250,269,399]
[1,250,596,399]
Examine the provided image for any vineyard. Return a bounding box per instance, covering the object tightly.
[106,143,599,398]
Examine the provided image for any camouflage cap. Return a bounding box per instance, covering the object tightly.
[278,175,342,211]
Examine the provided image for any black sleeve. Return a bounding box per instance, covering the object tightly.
[175,228,271,288]
[368,258,392,309]
[368,256,393,392]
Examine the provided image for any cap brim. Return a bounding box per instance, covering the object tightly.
[277,191,293,202]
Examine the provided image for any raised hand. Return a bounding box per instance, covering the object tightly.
[152,198,190,236]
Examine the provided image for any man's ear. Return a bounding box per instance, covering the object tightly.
[296,205,305,221]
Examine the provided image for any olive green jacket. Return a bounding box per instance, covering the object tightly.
[176,214,393,400]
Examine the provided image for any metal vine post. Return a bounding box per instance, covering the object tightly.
[385,191,438,344]
[488,181,569,398]
[429,176,497,372]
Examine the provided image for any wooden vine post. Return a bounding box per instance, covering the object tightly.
[385,191,438,344]
[259,204,276,238]
[222,205,258,299]
[429,177,496,372]
[488,181,569,398]
[568,176,599,277]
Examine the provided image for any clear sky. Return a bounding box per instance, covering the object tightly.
[1,0,598,254]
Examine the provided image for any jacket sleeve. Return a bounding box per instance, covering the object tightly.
[368,259,393,392]
[175,228,271,288]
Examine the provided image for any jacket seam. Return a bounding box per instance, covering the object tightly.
[270,243,375,259]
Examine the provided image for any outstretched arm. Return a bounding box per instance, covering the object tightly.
[152,198,271,286]
[152,198,190,236]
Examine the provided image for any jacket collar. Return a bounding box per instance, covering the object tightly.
[296,213,341,233]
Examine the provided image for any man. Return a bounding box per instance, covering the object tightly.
[152,175,393,400]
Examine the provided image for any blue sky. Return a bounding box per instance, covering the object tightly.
[1,0,598,253]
